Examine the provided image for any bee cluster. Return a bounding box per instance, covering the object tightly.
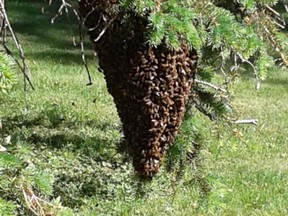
[79,0,197,177]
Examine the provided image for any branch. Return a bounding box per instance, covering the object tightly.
[51,0,71,24]
[3,44,35,90]
[264,4,280,17]
[50,1,94,85]
[236,52,260,90]
[22,184,57,216]
[74,9,93,85]
[191,97,216,121]
[234,119,258,125]
[22,187,41,216]
[51,0,76,45]
[195,79,227,93]
[94,14,118,43]
[0,0,34,109]
[0,1,33,86]
[193,103,215,121]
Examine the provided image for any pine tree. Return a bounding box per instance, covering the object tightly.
[78,0,287,177]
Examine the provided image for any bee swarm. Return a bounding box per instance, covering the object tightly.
[79,0,197,177]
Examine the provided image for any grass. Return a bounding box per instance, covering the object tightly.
[0,1,287,215]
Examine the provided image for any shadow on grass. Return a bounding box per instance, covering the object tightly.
[9,0,93,65]
[1,109,117,160]
[266,77,288,86]
[1,109,211,210]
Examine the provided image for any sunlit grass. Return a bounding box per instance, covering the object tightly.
[0,1,287,215]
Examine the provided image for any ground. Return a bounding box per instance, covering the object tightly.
[0,1,287,215]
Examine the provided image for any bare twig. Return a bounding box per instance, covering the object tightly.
[22,187,41,216]
[264,3,286,28]
[195,79,227,93]
[234,119,258,125]
[224,115,258,126]
[2,44,35,92]
[51,0,71,24]
[236,52,260,90]
[219,47,228,81]
[0,0,34,109]
[22,184,57,216]
[50,1,94,85]
[51,0,76,45]
[272,20,285,29]
[0,6,6,43]
[0,1,33,87]
[83,1,99,25]
[264,4,280,17]
[94,14,118,42]
[74,9,93,85]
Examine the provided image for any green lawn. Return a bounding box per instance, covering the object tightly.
[0,1,287,215]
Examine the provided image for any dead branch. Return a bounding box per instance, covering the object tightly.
[74,9,93,85]
[51,0,76,45]
[195,79,227,93]
[236,52,260,90]
[94,14,118,43]
[0,0,34,109]
[0,1,33,87]
[265,4,280,17]
[21,184,58,216]
[234,119,258,125]
[49,1,93,85]
[51,0,71,24]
